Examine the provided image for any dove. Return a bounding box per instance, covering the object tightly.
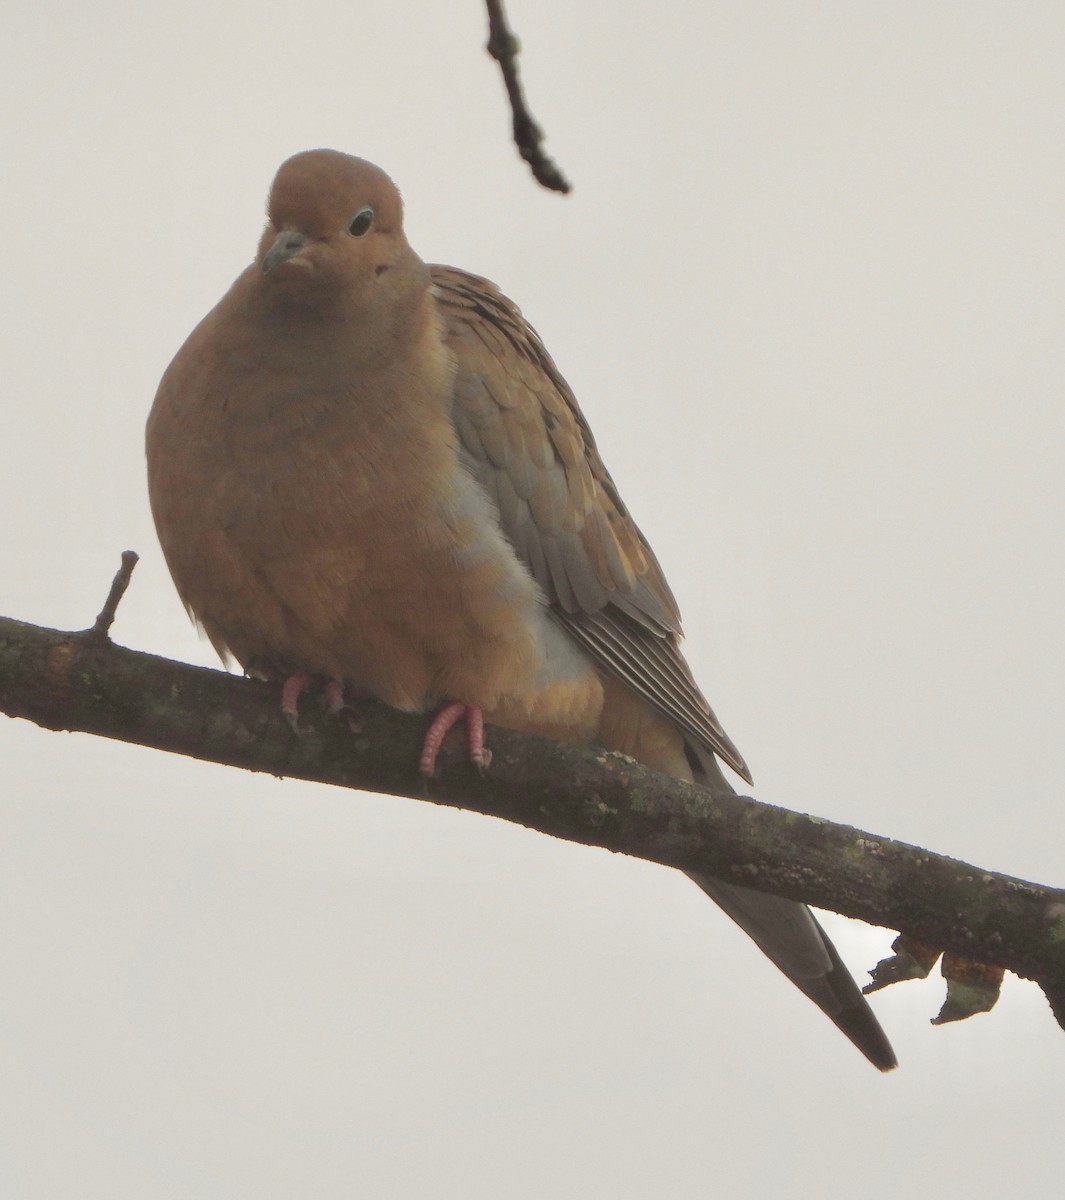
[146,149,896,1070]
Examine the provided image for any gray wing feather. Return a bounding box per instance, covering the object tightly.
[435,263,752,783]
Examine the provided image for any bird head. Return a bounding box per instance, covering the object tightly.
[255,149,429,326]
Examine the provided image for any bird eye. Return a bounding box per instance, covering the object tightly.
[347,207,374,237]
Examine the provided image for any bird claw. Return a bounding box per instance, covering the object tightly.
[323,679,346,715]
[419,702,488,775]
[281,673,348,731]
[280,672,313,732]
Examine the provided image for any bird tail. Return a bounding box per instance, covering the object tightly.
[686,747,897,1072]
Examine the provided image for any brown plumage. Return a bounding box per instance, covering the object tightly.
[146,149,895,1070]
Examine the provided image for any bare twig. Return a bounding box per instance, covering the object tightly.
[2,608,1065,1029]
[485,0,571,193]
[88,550,139,640]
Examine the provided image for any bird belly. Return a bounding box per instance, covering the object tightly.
[318,460,604,743]
[165,410,603,742]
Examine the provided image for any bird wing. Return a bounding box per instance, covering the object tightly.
[431,264,751,784]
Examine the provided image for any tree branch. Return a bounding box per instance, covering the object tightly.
[3,610,1065,1023]
[89,550,139,639]
[485,0,571,193]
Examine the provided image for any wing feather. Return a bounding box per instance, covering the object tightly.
[433,264,751,783]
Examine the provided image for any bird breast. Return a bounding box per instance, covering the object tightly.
[147,301,600,730]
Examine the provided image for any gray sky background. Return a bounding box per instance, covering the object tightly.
[2,2,1063,1196]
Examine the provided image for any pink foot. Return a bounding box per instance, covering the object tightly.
[280,674,347,729]
[281,672,314,730]
[420,703,487,775]
[323,679,346,714]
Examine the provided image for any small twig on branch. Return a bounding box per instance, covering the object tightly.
[485,0,571,193]
[88,550,139,640]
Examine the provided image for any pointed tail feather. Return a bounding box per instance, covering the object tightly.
[687,747,897,1071]
[687,871,897,1071]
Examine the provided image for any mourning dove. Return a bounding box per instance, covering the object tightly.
[146,149,896,1071]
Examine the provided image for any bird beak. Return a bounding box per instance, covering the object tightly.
[262,230,310,274]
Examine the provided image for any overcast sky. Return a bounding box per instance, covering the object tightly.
[2,2,1063,1196]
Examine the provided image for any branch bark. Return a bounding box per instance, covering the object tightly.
[3,610,1065,1022]
[485,0,571,193]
